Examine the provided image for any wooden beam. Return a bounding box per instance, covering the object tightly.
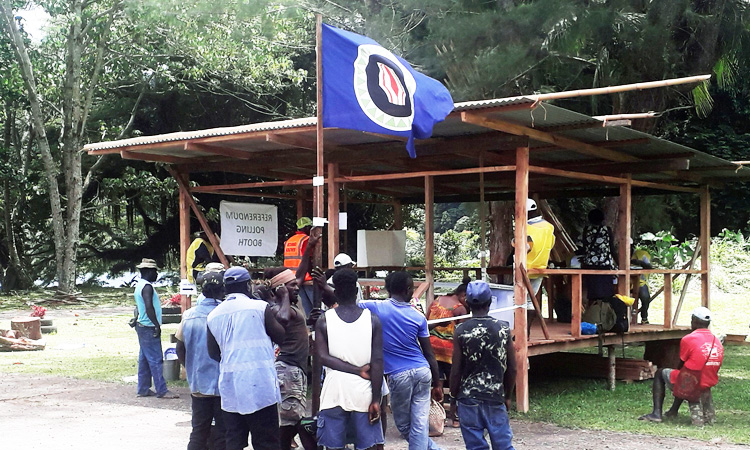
[184,142,253,160]
[120,150,192,164]
[178,171,191,312]
[167,167,229,269]
[532,138,650,153]
[618,176,632,296]
[546,157,691,176]
[197,189,299,200]
[192,178,318,192]
[663,274,672,329]
[700,186,711,308]
[514,145,530,413]
[327,162,340,267]
[520,265,550,340]
[461,112,640,163]
[527,165,701,192]
[336,165,516,184]
[425,176,435,307]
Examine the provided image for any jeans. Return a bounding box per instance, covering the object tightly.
[188,395,226,450]
[457,399,514,450]
[387,366,441,450]
[224,403,281,450]
[136,324,167,396]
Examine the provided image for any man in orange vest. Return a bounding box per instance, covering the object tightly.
[284,217,314,315]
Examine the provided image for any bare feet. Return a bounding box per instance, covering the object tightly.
[638,413,662,423]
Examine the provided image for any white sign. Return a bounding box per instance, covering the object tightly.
[220,201,278,256]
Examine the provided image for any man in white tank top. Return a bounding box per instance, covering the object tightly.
[314,268,385,450]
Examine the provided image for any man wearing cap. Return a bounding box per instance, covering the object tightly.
[207,266,290,450]
[639,306,724,426]
[133,258,179,399]
[450,281,517,450]
[284,217,315,315]
[319,253,363,305]
[176,263,226,450]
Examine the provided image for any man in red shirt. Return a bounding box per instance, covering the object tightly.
[639,307,724,426]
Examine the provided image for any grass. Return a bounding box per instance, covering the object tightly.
[514,344,750,444]
[0,313,185,388]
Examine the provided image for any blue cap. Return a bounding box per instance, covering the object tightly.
[466,281,492,306]
[223,267,250,284]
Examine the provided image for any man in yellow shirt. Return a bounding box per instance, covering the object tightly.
[523,199,555,330]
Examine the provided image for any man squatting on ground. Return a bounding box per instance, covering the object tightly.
[176,263,226,450]
[639,306,724,426]
[315,268,385,450]
[450,281,517,450]
[359,271,444,450]
[133,258,178,399]
[259,229,321,450]
[206,267,290,450]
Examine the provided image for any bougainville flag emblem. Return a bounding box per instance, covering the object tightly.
[321,23,454,158]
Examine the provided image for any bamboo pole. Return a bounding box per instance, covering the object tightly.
[672,241,702,328]
[425,176,435,307]
[479,153,487,280]
[529,75,710,102]
[520,265,550,340]
[700,186,711,309]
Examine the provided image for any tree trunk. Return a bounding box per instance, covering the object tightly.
[488,201,513,283]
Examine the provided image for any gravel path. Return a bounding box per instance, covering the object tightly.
[1,373,746,450]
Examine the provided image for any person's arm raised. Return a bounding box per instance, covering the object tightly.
[296,228,322,285]
[264,305,287,345]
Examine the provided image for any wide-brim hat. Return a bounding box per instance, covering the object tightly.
[136,258,158,269]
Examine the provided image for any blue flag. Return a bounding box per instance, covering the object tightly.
[321,23,454,158]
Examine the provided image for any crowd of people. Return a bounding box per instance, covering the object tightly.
[129,209,724,450]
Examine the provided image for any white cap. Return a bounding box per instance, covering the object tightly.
[333,253,356,268]
[526,199,537,212]
[629,237,634,245]
[691,306,711,322]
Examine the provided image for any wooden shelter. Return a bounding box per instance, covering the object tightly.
[85,95,750,412]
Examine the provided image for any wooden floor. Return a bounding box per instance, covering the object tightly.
[526,320,690,356]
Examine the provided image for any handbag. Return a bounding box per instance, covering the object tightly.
[428,398,446,437]
[673,337,716,403]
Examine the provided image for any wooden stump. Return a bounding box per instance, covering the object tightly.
[11,317,42,340]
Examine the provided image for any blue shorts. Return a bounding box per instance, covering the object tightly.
[317,406,384,450]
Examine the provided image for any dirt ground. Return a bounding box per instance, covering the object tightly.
[1,373,746,450]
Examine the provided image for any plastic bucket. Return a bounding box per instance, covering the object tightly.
[163,359,180,381]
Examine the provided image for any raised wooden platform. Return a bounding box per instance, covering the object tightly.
[526,320,690,356]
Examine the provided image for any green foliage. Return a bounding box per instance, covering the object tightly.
[639,230,695,269]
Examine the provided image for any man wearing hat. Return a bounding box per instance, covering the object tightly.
[133,258,178,399]
[176,262,226,450]
[450,281,517,450]
[207,267,290,450]
[639,306,724,426]
[284,217,315,315]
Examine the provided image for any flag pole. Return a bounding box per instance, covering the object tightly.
[312,12,324,418]
[314,13,324,299]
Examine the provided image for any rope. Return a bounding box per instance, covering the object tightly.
[426,304,525,325]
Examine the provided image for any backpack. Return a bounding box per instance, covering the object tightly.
[581,300,616,332]
[604,296,629,333]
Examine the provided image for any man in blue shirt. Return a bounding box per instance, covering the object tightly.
[133,258,178,399]
[176,263,226,450]
[359,271,442,450]
[207,267,290,450]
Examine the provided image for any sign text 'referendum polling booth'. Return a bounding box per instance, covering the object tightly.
[220,201,278,256]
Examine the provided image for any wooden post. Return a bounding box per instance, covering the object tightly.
[700,186,711,309]
[393,200,403,230]
[479,153,487,280]
[312,12,324,418]
[618,176,631,296]
[179,171,191,312]
[514,146,530,413]
[607,346,616,391]
[663,273,672,329]
[425,176,435,306]
[571,273,582,338]
[327,162,339,267]
[296,191,305,220]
